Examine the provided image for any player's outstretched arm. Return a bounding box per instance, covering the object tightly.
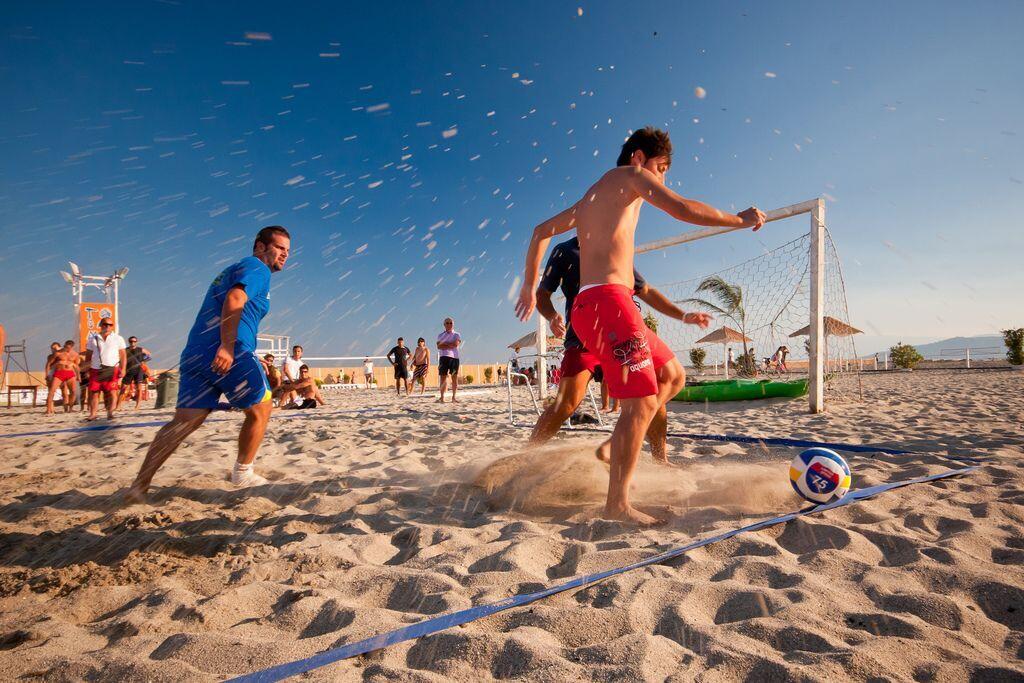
[635,284,711,329]
[626,168,765,230]
[515,204,579,320]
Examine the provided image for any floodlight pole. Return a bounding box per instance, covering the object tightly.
[60,265,128,341]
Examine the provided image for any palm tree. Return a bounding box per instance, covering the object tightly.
[684,276,756,376]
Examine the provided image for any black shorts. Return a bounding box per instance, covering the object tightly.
[438,356,460,377]
[122,367,147,386]
[394,364,409,380]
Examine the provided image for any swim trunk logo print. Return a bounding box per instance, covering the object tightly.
[612,332,652,373]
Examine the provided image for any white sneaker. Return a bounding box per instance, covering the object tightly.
[231,465,268,488]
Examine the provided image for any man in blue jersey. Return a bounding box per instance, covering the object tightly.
[126,226,291,502]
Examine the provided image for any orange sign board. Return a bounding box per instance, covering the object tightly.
[79,302,116,348]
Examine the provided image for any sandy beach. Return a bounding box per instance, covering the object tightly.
[0,369,1022,681]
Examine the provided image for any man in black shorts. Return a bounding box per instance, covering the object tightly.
[530,236,690,463]
[386,337,412,396]
[120,335,152,410]
[436,317,462,403]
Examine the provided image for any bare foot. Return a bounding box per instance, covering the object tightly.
[605,504,664,526]
[123,486,148,505]
[451,397,459,403]
[436,397,445,403]
[85,415,98,421]
[595,441,611,463]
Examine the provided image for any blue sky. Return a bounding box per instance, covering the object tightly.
[1,1,1021,365]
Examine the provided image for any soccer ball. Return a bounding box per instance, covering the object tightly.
[789,448,851,504]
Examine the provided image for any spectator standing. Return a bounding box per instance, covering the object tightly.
[387,337,412,396]
[411,338,430,394]
[436,317,462,403]
[119,336,152,410]
[362,358,374,388]
[85,318,126,420]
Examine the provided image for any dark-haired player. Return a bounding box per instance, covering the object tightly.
[516,127,765,524]
[127,226,291,502]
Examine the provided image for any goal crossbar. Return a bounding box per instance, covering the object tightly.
[637,198,827,413]
[535,198,829,413]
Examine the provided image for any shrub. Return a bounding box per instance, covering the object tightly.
[463,374,474,384]
[688,348,707,372]
[484,367,494,382]
[314,378,323,387]
[735,351,758,377]
[1003,328,1024,365]
[643,312,658,333]
[342,373,351,384]
[889,342,923,369]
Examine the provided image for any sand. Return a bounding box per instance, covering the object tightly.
[0,369,1022,681]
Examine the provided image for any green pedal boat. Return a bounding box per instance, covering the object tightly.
[672,378,808,402]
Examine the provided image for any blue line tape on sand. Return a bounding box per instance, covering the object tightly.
[665,430,913,455]
[229,465,977,682]
[0,407,390,440]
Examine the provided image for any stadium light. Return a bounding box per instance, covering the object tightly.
[115,266,130,279]
[59,271,73,284]
[68,261,80,277]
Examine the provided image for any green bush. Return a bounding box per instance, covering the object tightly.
[735,351,758,377]
[484,367,494,382]
[463,374,474,384]
[688,348,707,372]
[643,312,658,333]
[889,342,923,369]
[342,373,351,384]
[314,378,323,387]
[1003,328,1024,365]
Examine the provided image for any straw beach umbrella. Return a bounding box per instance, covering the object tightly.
[789,316,862,372]
[695,326,752,379]
[507,330,563,353]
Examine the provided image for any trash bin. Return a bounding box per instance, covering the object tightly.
[155,371,179,409]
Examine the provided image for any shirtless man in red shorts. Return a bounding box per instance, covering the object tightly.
[516,126,765,525]
[45,340,80,415]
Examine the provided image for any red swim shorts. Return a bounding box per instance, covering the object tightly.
[570,284,675,399]
[560,347,601,379]
[89,368,121,393]
[53,369,77,383]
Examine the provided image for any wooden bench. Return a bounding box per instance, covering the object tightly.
[6,384,40,408]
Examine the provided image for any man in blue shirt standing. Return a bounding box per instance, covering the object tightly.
[127,226,291,502]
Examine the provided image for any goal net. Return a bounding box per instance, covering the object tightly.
[637,199,862,410]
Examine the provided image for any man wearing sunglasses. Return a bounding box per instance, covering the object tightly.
[84,318,127,421]
[119,336,152,410]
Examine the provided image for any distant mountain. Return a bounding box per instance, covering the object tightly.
[860,334,1005,359]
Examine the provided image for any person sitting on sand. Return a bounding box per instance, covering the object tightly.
[261,353,282,391]
[126,225,291,501]
[411,337,430,394]
[278,364,325,409]
[516,126,764,524]
[45,340,79,415]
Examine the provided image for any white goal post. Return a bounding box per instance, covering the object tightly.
[536,198,829,413]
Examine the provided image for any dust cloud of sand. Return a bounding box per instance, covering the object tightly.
[472,441,796,516]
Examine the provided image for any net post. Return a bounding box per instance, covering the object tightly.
[537,314,548,399]
[808,198,826,413]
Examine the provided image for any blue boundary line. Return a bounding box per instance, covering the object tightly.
[0,407,390,440]
[229,465,976,682]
